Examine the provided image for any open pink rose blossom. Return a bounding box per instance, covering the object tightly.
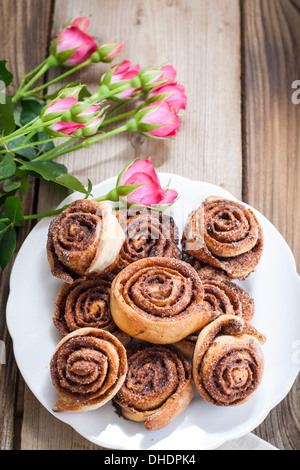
[119,158,178,206]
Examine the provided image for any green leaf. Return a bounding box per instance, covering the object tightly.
[0,153,16,179]
[6,135,37,160]
[0,60,13,92]
[2,179,21,193]
[54,173,88,194]
[21,160,68,180]
[0,225,16,269]
[4,196,24,223]
[34,131,55,153]
[85,179,93,198]
[0,222,9,241]
[0,94,16,135]
[20,97,45,125]
[19,172,29,194]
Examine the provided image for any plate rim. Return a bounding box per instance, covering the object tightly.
[6,173,300,450]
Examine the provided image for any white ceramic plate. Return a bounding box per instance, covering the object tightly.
[6,173,300,450]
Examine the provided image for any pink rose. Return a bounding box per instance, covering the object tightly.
[159,65,177,80]
[119,158,178,206]
[47,121,85,136]
[147,82,187,111]
[136,65,178,90]
[51,17,98,66]
[134,100,181,139]
[101,60,142,100]
[73,103,101,123]
[97,42,124,63]
[41,97,79,121]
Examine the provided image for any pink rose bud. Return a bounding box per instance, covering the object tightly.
[41,97,79,122]
[158,65,177,80]
[147,82,187,111]
[51,17,97,66]
[99,60,142,100]
[95,42,124,63]
[134,100,181,139]
[46,121,85,137]
[56,84,84,99]
[137,65,177,90]
[118,158,178,207]
[71,103,101,123]
[81,116,104,136]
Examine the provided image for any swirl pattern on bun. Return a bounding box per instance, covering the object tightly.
[113,343,194,430]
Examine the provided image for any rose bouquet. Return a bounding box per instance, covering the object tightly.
[0,17,186,269]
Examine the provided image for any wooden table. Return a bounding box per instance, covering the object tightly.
[1,0,299,450]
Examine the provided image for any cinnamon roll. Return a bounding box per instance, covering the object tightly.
[53,278,131,346]
[113,343,194,431]
[174,266,254,358]
[110,257,212,344]
[50,327,127,412]
[47,200,125,283]
[114,207,181,272]
[192,315,266,406]
[182,197,264,280]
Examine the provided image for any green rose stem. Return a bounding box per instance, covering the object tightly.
[1,107,139,157]
[0,109,137,157]
[103,108,137,126]
[34,120,136,162]
[1,116,63,145]
[12,60,54,103]
[0,135,58,156]
[0,177,141,225]
[12,59,51,103]
[13,57,94,102]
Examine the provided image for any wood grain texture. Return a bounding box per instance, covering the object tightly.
[0,0,54,450]
[37,0,242,215]
[2,0,299,451]
[25,0,242,450]
[242,0,300,450]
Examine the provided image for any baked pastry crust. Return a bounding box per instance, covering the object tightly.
[50,327,127,412]
[110,256,212,344]
[174,265,255,358]
[182,197,264,280]
[114,207,181,272]
[47,200,125,283]
[192,314,266,406]
[53,277,131,346]
[113,342,195,430]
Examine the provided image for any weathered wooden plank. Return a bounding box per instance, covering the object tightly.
[0,0,54,450]
[20,0,242,449]
[242,0,300,450]
[36,0,242,214]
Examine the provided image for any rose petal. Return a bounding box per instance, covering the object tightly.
[161,188,178,205]
[121,158,161,187]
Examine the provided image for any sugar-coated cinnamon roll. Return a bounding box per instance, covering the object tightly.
[113,343,194,431]
[171,265,255,358]
[182,197,264,280]
[53,278,131,346]
[50,327,127,412]
[114,207,181,272]
[110,257,212,344]
[197,265,254,322]
[192,315,266,406]
[47,200,125,283]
